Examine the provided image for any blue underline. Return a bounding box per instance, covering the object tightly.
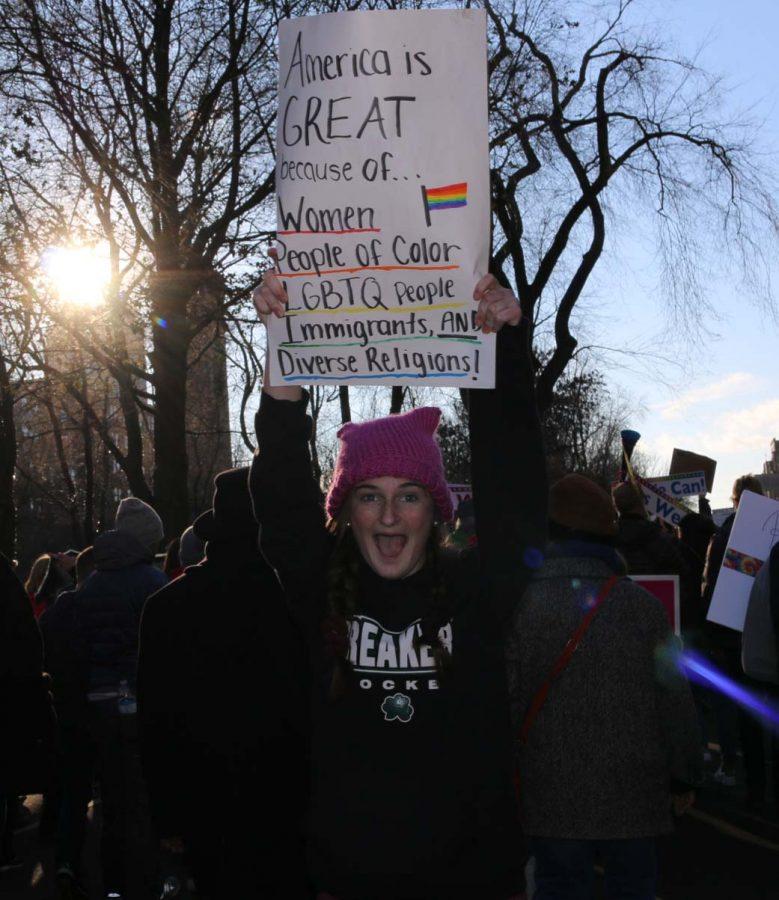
[282,372,470,382]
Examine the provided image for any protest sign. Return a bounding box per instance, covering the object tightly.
[644,471,707,500]
[630,575,680,636]
[637,479,691,526]
[670,449,717,493]
[707,491,779,631]
[448,483,472,514]
[269,10,491,388]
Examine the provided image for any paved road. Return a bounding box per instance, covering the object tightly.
[2,783,778,899]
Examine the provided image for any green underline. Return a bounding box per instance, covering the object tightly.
[279,335,481,349]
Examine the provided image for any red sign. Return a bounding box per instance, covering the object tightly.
[629,575,680,636]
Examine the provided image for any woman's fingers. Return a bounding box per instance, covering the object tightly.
[252,267,289,322]
[473,280,521,332]
[473,272,499,300]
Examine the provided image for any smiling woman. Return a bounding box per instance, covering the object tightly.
[42,245,111,307]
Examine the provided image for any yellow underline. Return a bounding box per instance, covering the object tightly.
[285,302,467,317]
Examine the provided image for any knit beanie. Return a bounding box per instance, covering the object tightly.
[325,407,454,522]
[549,474,618,538]
[115,497,165,553]
[612,480,647,518]
[179,525,205,567]
[194,467,258,542]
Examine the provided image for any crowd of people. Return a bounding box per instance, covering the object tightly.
[0,272,777,900]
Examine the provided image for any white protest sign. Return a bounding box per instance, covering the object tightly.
[637,479,690,526]
[269,10,492,388]
[448,483,472,513]
[707,491,779,632]
[644,471,707,500]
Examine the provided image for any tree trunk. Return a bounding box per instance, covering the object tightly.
[149,275,192,541]
[389,386,404,414]
[0,350,16,560]
[339,385,351,424]
[81,378,95,544]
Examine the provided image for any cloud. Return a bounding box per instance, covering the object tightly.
[649,398,779,459]
[656,372,759,421]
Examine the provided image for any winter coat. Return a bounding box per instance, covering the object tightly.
[506,543,702,840]
[701,513,742,666]
[615,514,689,579]
[250,323,548,900]
[137,535,309,840]
[44,530,168,697]
[0,553,56,793]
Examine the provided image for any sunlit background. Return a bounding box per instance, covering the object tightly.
[42,244,111,308]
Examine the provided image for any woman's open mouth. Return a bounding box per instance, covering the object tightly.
[374,534,407,559]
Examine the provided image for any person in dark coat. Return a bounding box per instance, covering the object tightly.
[701,475,768,801]
[507,476,701,900]
[138,468,309,900]
[676,512,718,646]
[0,553,55,872]
[44,498,168,899]
[612,481,689,579]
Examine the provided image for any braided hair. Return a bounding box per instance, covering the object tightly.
[323,518,454,701]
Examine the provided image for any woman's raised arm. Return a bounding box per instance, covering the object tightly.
[250,268,330,627]
[468,277,548,627]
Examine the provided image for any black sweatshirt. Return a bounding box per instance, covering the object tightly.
[250,323,547,900]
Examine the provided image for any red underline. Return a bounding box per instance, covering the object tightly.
[278,228,381,235]
[280,264,460,277]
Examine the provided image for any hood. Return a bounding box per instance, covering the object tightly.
[93,529,154,571]
[617,516,664,548]
[546,539,627,575]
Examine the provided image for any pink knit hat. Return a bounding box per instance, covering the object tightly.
[325,407,454,522]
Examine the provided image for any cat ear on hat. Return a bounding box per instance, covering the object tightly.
[407,406,442,435]
[336,422,356,440]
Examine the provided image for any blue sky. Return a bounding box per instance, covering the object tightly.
[598,0,779,509]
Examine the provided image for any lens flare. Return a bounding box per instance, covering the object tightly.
[680,649,779,731]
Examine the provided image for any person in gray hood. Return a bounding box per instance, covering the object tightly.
[43,497,168,900]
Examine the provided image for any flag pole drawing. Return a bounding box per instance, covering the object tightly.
[421,182,468,227]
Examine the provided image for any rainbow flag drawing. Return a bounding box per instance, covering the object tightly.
[421,182,467,227]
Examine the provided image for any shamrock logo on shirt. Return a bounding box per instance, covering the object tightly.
[381,692,414,723]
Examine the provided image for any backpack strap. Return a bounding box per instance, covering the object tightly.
[518,575,620,745]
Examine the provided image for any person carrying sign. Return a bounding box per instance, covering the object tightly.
[250,270,546,899]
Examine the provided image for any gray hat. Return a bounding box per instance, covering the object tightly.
[115,497,164,553]
[179,525,205,568]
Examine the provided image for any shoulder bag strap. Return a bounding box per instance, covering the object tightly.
[518,574,620,746]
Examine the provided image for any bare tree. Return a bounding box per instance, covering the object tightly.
[0,0,289,534]
[484,0,778,410]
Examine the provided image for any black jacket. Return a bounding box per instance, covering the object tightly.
[0,553,55,793]
[615,515,689,579]
[137,535,309,839]
[43,531,168,698]
[250,324,547,900]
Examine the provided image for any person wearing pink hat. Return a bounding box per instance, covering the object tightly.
[250,269,547,900]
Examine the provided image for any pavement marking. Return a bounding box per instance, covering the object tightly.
[689,808,779,853]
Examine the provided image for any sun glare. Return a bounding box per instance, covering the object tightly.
[43,245,111,308]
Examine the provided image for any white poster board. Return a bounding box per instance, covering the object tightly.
[707,491,779,631]
[638,479,690,526]
[269,10,492,387]
[644,471,707,500]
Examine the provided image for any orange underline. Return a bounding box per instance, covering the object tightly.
[278,228,381,235]
[280,264,460,278]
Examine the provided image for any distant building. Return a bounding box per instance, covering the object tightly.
[758,438,779,499]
